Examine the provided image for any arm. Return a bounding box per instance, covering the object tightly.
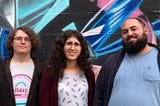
[40,70,51,106]
[94,50,124,106]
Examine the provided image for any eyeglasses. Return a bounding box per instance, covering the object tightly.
[13,37,31,43]
[65,41,81,47]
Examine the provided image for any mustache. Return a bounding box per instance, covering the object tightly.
[126,35,137,41]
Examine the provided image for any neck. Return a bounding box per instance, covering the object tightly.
[65,60,80,74]
[138,44,152,54]
[12,54,32,64]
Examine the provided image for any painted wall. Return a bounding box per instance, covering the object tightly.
[0,0,160,65]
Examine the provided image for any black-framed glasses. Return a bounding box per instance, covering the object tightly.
[13,37,31,43]
[65,41,81,47]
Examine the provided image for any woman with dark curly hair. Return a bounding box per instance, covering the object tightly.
[40,30,95,106]
[1,26,45,106]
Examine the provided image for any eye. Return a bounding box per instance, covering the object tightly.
[24,37,31,42]
[13,37,31,42]
[14,37,22,40]
[131,27,137,31]
[65,41,81,47]
[74,42,80,46]
[122,30,127,35]
[65,42,73,46]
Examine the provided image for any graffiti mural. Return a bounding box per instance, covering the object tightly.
[0,0,160,65]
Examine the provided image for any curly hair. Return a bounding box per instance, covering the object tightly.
[5,26,41,57]
[48,30,92,78]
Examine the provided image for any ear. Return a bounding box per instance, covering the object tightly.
[144,27,149,35]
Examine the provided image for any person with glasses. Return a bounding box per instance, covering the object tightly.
[40,30,95,106]
[2,26,45,106]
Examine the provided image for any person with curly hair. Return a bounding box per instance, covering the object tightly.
[40,30,95,106]
[2,26,45,106]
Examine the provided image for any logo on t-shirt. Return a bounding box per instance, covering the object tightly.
[13,74,32,105]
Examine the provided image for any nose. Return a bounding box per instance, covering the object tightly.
[128,29,133,36]
[70,44,75,50]
[21,39,26,43]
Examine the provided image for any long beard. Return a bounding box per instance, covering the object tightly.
[122,33,148,54]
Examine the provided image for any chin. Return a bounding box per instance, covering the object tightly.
[67,58,78,61]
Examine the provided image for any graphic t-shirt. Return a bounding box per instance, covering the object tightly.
[10,60,34,106]
[58,71,88,106]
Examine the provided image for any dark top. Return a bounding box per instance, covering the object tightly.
[0,57,45,106]
[40,66,95,106]
[93,43,160,106]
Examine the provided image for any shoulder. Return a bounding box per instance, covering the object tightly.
[3,57,11,63]
[32,57,45,64]
[148,43,160,51]
[104,49,124,64]
[84,68,95,81]
[32,57,46,67]
[99,49,125,78]
[42,66,57,80]
[40,66,58,91]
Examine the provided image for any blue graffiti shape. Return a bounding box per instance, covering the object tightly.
[1,28,10,60]
[16,0,69,33]
[85,0,143,57]
[152,19,160,38]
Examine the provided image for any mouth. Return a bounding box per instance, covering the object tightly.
[68,51,78,56]
[69,52,76,55]
[126,36,137,42]
[19,46,27,49]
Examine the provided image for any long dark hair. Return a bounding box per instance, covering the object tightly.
[48,30,92,78]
